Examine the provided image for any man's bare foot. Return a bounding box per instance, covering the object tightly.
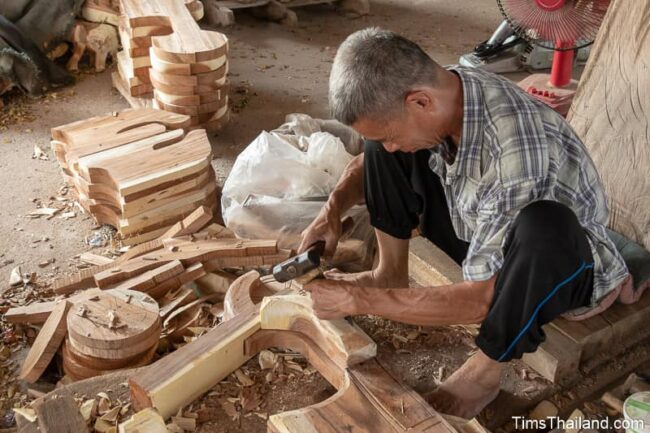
[323,267,408,288]
[425,350,502,419]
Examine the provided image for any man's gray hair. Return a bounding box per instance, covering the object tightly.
[329,27,440,125]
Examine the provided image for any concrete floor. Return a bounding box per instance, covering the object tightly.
[0,0,503,284]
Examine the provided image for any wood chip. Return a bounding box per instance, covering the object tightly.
[258,350,278,370]
[9,266,22,286]
[235,369,254,387]
[80,399,97,422]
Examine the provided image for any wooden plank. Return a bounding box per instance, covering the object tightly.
[107,260,185,292]
[408,236,463,287]
[549,315,614,362]
[522,324,581,385]
[19,301,72,383]
[5,288,102,325]
[600,291,650,350]
[129,304,260,418]
[80,252,114,266]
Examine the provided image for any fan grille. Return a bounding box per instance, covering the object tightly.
[496,0,610,50]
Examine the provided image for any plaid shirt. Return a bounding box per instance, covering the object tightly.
[428,67,628,305]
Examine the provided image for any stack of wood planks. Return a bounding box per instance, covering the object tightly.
[51,108,218,246]
[113,0,230,131]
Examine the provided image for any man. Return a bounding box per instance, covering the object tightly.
[299,28,629,418]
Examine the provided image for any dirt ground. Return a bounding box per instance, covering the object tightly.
[0,1,561,431]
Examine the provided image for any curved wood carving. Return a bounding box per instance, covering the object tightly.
[128,271,456,432]
[222,270,273,321]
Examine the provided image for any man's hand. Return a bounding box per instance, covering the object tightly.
[305,279,357,320]
[298,205,343,257]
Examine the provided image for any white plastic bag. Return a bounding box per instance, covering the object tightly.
[226,125,380,265]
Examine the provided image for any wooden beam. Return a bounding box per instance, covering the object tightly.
[408,236,462,287]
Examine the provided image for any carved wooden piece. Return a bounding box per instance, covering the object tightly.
[19,301,71,383]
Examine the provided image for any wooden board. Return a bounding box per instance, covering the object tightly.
[522,324,581,385]
[409,236,463,287]
[19,301,71,383]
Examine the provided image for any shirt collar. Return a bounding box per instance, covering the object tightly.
[444,66,484,181]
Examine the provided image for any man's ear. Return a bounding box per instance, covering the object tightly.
[404,89,434,113]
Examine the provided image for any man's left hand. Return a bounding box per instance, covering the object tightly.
[304,279,357,320]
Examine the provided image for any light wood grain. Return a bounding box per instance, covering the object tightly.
[19,301,72,383]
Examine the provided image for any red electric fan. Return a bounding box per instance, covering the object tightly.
[497,0,610,116]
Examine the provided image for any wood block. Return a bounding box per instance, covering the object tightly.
[550,315,614,362]
[82,0,120,26]
[19,301,72,383]
[32,390,89,433]
[149,66,227,88]
[153,88,222,107]
[600,291,650,349]
[5,288,103,324]
[80,252,114,266]
[522,324,581,385]
[408,236,463,287]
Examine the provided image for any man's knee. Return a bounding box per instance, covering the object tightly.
[510,200,583,246]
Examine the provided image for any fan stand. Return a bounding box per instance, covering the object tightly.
[518,39,578,116]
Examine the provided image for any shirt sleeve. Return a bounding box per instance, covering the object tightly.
[462,178,549,281]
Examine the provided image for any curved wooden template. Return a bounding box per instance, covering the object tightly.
[154,95,227,116]
[149,66,226,88]
[19,301,71,383]
[153,88,223,107]
[51,109,190,162]
[149,74,227,96]
[150,49,227,76]
[151,31,228,65]
[188,103,229,127]
[68,323,161,360]
[260,294,377,368]
[62,339,157,380]
[162,292,221,330]
[78,129,186,188]
[67,291,160,350]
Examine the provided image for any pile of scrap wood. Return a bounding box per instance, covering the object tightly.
[6,205,291,384]
[113,0,230,131]
[51,108,218,246]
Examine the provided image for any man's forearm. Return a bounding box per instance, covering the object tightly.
[327,153,365,216]
[351,280,495,326]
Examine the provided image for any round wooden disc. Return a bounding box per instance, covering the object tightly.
[67,324,161,360]
[19,301,71,383]
[62,340,157,380]
[63,335,157,370]
[67,290,159,350]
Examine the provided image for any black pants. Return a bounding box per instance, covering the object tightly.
[364,141,595,361]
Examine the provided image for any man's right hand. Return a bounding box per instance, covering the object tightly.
[298,204,343,257]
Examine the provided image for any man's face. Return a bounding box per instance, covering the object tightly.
[351,89,451,153]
